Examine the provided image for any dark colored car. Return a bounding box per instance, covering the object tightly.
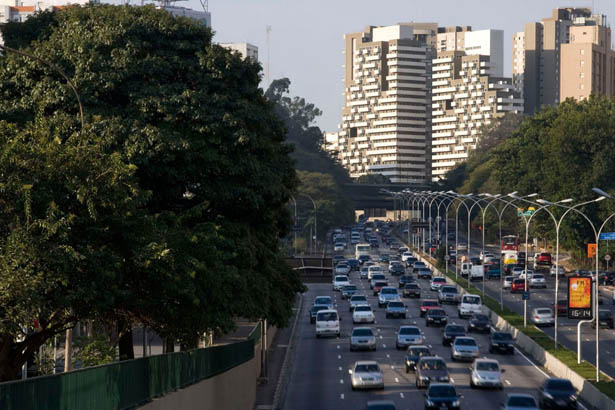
[365,401,396,410]
[373,281,388,296]
[415,357,450,388]
[379,254,390,263]
[358,254,371,265]
[538,378,578,409]
[504,263,516,275]
[470,257,481,265]
[420,299,440,317]
[517,252,527,262]
[405,345,431,372]
[442,324,466,346]
[489,331,514,354]
[347,259,360,271]
[341,285,358,300]
[390,263,406,276]
[551,300,568,316]
[369,239,379,249]
[592,309,614,329]
[309,305,329,324]
[403,283,421,298]
[426,308,448,327]
[467,313,490,333]
[417,268,433,279]
[405,257,418,267]
[399,275,414,288]
[424,383,460,410]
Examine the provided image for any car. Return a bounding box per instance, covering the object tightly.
[458,294,482,318]
[467,313,490,333]
[399,275,414,288]
[389,263,405,276]
[424,383,461,410]
[372,281,388,296]
[315,309,340,338]
[405,256,419,267]
[379,254,390,263]
[347,259,360,271]
[369,273,387,288]
[442,324,466,346]
[385,301,407,319]
[512,266,524,277]
[470,358,504,389]
[390,243,400,251]
[501,393,539,410]
[309,305,329,324]
[420,299,440,317]
[538,378,578,409]
[352,305,375,324]
[417,268,433,279]
[450,336,479,361]
[378,286,401,307]
[368,265,385,280]
[489,331,515,354]
[551,300,568,316]
[426,308,448,327]
[480,251,495,261]
[550,265,565,277]
[535,252,552,267]
[333,275,350,291]
[349,295,369,311]
[350,327,377,351]
[517,252,527,262]
[412,261,427,271]
[403,283,421,298]
[335,262,351,275]
[502,276,514,289]
[332,255,345,264]
[405,345,431,372]
[504,263,516,275]
[530,273,546,288]
[365,401,396,410]
[358,254,371,265]
[359,266,370,279]
[396,325,423,349]
[486,263,501,279]
[341,285,358,299]
[531,307,555,326]
[334,243,345,252]
[438,285,459,304]
[591,309,615,329]
[399,246,409,254]
[313,296,334,310]
[430,277,447,291]
[470,257,481,265]
[349,361,384,390]
[519,269,534,280]
[415,356,450,388]
[511,278,527,293]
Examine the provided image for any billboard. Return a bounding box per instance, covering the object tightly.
[568,276,593,320]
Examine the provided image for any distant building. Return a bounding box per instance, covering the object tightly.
[437,27,504,76]
[157,4,211,28]
[0,0,88,23]
[220,42,259,62]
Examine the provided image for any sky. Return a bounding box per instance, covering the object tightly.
[188,0,615,132]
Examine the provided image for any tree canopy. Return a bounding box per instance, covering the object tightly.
[0,4,302,380]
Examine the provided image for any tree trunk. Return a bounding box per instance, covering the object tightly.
[117,322,134,361]
[163,337,174,354]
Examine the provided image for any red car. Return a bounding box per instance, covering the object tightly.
[536,253,552,266]
[419,299,440,317]
[551,300,568,316]
[511,278,527,293]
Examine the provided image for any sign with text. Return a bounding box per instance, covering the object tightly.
[568,276,593,320]
[600,232,615,241]
[587,243,597,258]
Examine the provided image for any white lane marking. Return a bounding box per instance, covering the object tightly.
[514,346,549,378]
[383,344,387,348]
[428,344,432,348]
[340,379,344,384]
[337,345,340,349]
[380,335,383,339]
[340,393,344,399]
[400,392,405,398]
[338,355,341,359]
[395,377,399,383]
[450,377,455,383]
[391,365,395,370]
[505,380,511,385]
[339,366,342,371]
[386,354,390,358]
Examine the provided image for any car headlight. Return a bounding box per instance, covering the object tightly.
[420,375,429,381]
[452,400,460,407]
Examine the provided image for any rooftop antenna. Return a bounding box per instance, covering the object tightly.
[200,0,208,12]
[266,25,272,88]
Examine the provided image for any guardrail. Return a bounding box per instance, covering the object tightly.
[286,257,332,283]
[0,339,254,410]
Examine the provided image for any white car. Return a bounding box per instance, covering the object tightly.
[503,276,513,289]
[401,251,413,262]
[550,265,565,277]
[470,358,504,389]
[512,267,524,277]
[367,265,384,280]
[458,294,482,318]
[369,273,387,289]
[333,275,350,291]
[349,361,384,390]
[315,309,340,338]
[480,252,495,261]
[378,287,400,307]
[352,305,375,324]
[519,269,534,280]
[335,263,351,275]
[531,308,554,326]
[530,274,546,288]
[430,277,447,291]
[334,243,345,252]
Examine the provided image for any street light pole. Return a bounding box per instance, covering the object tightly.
[298,193,317,253]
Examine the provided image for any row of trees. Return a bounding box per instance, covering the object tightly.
[441,97,615,262]
[0,5,304,380]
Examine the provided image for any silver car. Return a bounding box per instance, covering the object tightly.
[378,286,401,307]
[530,274,546,288]
[349,361,384,390]
[500,393,539,410]
[451,336,479,361]
[396,326,424,349]
[349,295,369,311]
[438,285,459,304]
[353,305,375,324]
[350,327,377,351]
[470,358,504,389]
[503,276,513,289]
[531,308,554,326]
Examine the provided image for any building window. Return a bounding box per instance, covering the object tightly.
[580,72,585,78]
[579,84,585,90]
[580,49,585,55]
[580,60,585,67]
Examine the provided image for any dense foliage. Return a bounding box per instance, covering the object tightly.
[0,4,302,380]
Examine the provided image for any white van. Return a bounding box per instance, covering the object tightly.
[315,309,340,338]
[458,294,482,318]
[460,262,472,278]
[470,265,484,281]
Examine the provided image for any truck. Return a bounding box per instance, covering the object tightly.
[470,265,484,281]
[502,251,518,265]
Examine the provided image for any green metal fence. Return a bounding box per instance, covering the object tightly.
[0,339,254,410]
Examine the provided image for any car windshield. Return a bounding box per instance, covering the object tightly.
[409,347,430,356]
[463,296,480,304]
[315,297,331,305]
[433,278,446,283]
[335,276,348,282]
[372,274,385,280]
[472,314,488,321]
[421,359,446,370]
[355,364,380,373]
[317,312,337,321]
[337,263,348,268]
[513,279,525,284]
[388,302,403,308]
[507,396,537,407]
[381,288,397,294]
[366,404,395,410]
[419,269,431,273]
[429,385,456,398]
[423,301,438,307]
[399,327,420,335]
[406,284,419,289]
[311,306,326,313]
[455,338,476,346]
[546,379,574,391]
[355,306,372,312]
[343,285,357,291]
[536,309,552,315]
[351,296,367,302]
[375,282,387,287]
[492,332,512,341]
[476,362,499,371]
[446,325,464,333]
[505,276,513,281]
[352,328,373,337]
[429,309,445,316]
[599,310,611,318]
[441,286,457,293]
[533,274,544,279]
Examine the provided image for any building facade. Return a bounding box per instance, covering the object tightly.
[513,8,608,113]
[430,52,523,181]
[220,43,259,62]
[335,23,437,184]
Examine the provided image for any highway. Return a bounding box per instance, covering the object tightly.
[283,237,582,409]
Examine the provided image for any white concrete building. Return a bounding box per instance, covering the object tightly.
[220,42,258,62]
[437,27,504,76]
[512,32,525,97]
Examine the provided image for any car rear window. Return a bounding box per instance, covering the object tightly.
[335,276,348,281]
[476,361,499,371]
[537,308,552,315]
[455,338,476,346]
[423,301,438,306]
[352,328,373,337]
[420,359,446,370]
[388,302,403,308]
[399,327,420,335]
[355,306,371,312]
[355,364,380,372]
[317,312,337,321]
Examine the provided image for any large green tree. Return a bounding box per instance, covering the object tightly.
[0,4,302,380]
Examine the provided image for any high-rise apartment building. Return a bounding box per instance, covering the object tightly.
[430,51,523,181]
[437,27,504,76]
[560,23,615,100]
[513,8,608,113]
[220,43,259,62]
[334,23,438,184]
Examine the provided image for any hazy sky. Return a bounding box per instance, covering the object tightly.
[189,0,614,132]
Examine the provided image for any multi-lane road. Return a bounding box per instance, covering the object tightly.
[284,234,587,409]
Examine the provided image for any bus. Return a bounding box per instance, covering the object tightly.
[355,243,371,259]
[501,235,519,252]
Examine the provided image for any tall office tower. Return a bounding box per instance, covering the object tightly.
[512,32,525,97]
[560,22,615,101]
[430,52,523,181]
[514,8,608,113]
[437,27,504,76]
[335,23,438,184]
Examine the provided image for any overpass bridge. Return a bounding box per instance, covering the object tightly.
[342,183,431,218]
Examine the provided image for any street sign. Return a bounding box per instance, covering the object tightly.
[444,255,450,261]
[606,254,612,262]
[568,276,593,320]
[600,232,615,241]
[587,243,597,258]
[522,291,530,300]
